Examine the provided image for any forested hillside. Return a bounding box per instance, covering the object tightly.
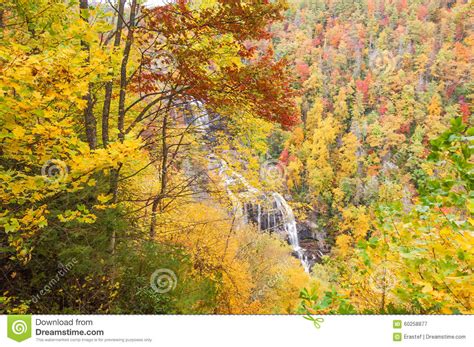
[0,0,472,315]
[273,0,473,314]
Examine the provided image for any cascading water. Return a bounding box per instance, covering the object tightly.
[272,193,311,272]
[214,156,311,272]
[185,103,312,272]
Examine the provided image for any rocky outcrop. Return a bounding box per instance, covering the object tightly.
[297,220,331,271]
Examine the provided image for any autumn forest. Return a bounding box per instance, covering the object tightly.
[0,0,472,315]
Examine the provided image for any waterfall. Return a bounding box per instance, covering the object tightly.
[186,105,312,272]
[272,193,311,272]
[214,156,311,272]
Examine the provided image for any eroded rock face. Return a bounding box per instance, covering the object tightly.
[297,220,317,239]
[297,220,331,271]
[242,202,333,272]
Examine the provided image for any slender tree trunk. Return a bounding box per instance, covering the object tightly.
[110,0,137,253]
[150,113,169,238]
[149,197,160,239]
[101,0,125,148]
[80,0,97,149]
[0,9,4,29]
[118,0,137,143]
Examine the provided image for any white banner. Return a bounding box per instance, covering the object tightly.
[1,315,472,347]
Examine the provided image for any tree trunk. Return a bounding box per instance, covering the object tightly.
[101,0,125,148]
[80,0,97,149]
[0,9,4,29]
[118,0,137,143]
[149,197,160,239]
[110,0,137,253]
[150,113,169,238]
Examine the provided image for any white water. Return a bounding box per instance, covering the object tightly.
[186,104,312,272]
[273,193,311,273]
[214,156,311,272]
